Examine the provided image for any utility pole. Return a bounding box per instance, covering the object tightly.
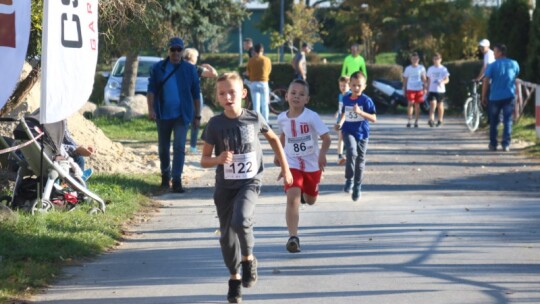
[279,0,284,63]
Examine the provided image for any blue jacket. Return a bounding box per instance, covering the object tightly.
[147,58,201,122]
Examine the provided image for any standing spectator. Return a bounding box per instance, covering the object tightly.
[476,39,495,81]
[403,52,427,128]
[482,44,520,152]
[341,43,367,79]
[246,43,272,123]
[243,38,255,58]
[183,48,218,154]
[147,37,201,193]
[426,52,450,127]
[291,43,311,81]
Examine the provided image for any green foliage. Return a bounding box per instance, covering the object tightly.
[488,0,530,67]
[444,60,483,110]
[527,1,540,82]
[0,173,158,301]
[323,0,489,61]
[269,3,325,55]
[27,0,43,59]
[161,0,248,52]
[259,0,294,33]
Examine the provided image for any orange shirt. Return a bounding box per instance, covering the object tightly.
[247,54,272,82]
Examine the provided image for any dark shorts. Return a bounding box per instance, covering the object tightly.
[427,92,445,103]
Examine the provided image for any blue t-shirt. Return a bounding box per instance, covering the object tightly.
[485,58,520,102]
[340,93,376,139]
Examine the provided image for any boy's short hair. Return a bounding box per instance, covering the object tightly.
[254,43,264,53]
[243,38,253,44]
[339,76,350,83]
[433,52,442,58]
[216,72,243,87]
[288,79,310,95]
[183,48,199,62]
[350,71,366,83]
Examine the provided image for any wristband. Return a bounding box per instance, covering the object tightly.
[195,116,201,119]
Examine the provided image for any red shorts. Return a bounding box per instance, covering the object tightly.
[406,90,425,103]
[284,169,322,197]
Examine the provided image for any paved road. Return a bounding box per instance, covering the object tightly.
[32,115,540,304]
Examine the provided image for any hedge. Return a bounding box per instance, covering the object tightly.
[89,59,483,113]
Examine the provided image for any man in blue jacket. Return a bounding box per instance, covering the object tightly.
[147,37,201,192]
[482,43,520,152]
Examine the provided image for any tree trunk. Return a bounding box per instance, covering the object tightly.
[0,63,41,117]
[120,52,139,105]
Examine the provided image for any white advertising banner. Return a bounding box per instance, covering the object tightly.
[0,0,31,110]
[40,0,98,124]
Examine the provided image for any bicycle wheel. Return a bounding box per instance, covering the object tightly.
[269,87,288,114]
[464,97,480,132]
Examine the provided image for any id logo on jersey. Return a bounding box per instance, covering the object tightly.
[300,123,310,134]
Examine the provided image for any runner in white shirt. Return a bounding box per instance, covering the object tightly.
[426,52,450,127]
[402,52,427,128]
[276,79,331,253]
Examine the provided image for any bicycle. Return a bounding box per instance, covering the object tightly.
[243,78,288,115]
[463,80,483,132]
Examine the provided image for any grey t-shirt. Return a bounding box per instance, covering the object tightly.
[202,109,270,189]
[293,52,306,76]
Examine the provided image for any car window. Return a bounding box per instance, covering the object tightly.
[111,59,156,78]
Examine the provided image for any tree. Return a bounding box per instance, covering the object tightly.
[527,0,540,82]
[322,0,489,63]
[160,0,247,52]
[269,3,325,60]
[488,0,530,67]
[259,0,294,34]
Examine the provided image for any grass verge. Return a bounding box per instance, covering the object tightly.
[91,117,157,142]
[512,116,540,158]
[0,173,161,303]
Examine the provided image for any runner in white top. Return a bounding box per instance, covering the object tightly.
[402,52,427,128]
[275,79,331,253]
[426,52,450,127]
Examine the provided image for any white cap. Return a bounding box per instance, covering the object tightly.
[478,39,490,47]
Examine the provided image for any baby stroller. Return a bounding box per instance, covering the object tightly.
[0,116,105,215]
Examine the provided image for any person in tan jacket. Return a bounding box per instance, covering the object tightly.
[246,43,272,122]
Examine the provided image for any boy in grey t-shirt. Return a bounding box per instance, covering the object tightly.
[201,72,292,303]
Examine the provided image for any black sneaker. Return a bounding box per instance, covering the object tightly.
[300,192,306,204]
[352,184,361,202]
[414,121,419,128]
[428,120,434,127]
[286,236,301,253]
[172,181,185,193]
[241,258,258,288]
[227,279,242,303]
[436,120,442,127]
[344,179,353,193]
[160,175,170,189]
[488,144,497,151]
[406,122,411,128]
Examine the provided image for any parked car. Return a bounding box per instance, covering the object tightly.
[102,56,161,104]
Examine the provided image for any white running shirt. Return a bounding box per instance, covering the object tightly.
[277,108,329,172]
[427,65,450,93]
[403,65,426,91]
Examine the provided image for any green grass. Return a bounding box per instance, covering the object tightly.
[376,52,397,64]
[91,117,157,142]
[0,173,161,303]
[512,116,540,158]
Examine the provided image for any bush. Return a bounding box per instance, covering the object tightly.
[444,60,483,110]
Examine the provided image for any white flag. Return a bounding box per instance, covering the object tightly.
[40,0,98,124]
[0,0,30,110]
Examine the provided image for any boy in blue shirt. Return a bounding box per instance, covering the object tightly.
[334,71,377,201]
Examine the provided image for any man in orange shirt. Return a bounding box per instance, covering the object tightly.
[246,43,272,122]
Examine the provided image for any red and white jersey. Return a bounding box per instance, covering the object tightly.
[277,108,329,172]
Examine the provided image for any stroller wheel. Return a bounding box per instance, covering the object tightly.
[88,207,102,215]
[31,199,52,215]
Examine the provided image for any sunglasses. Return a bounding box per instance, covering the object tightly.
[169,47,183,53]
